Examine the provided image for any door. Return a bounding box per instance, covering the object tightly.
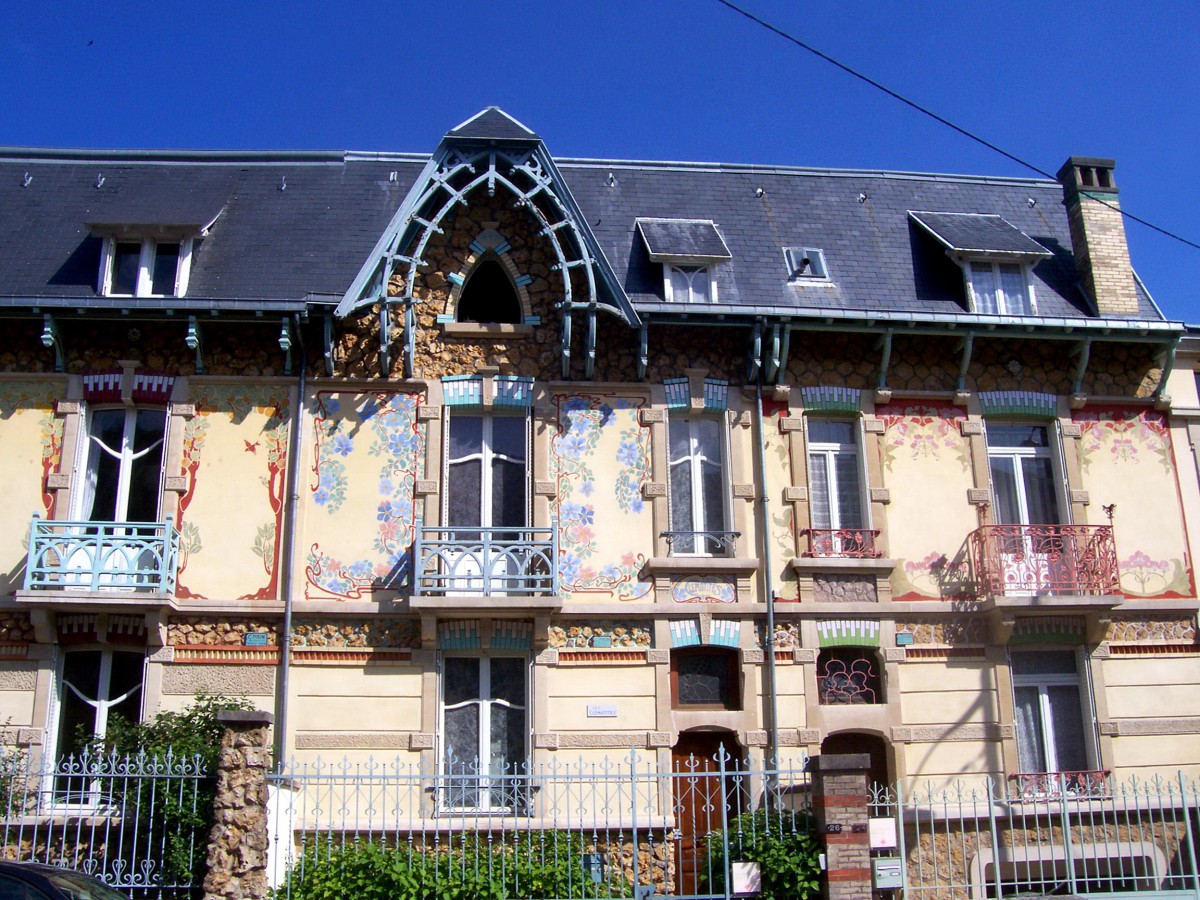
[672,731,744,897]
[987,424,1065,593]
[445,415,527,593]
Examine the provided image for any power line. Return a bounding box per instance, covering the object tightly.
[714,0,1200,254]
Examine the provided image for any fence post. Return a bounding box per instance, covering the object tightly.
[202,710,275,900]
[810,753,872,900]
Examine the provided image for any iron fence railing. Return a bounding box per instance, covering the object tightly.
[801,527,881,558]
[412,526,557,596]
[267,751,813,899]
[969,523,1120,597]
[23,515,181,593]
[870,771,1200,900]
[660,530,740,557]
[0,748,210,898]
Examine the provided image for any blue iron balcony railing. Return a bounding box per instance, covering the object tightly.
[24,514,181,593]
[413,526,557,597]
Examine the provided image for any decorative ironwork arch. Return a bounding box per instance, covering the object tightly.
[337,135,638,378]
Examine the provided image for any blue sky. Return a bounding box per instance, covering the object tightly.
[2,0,1197,321]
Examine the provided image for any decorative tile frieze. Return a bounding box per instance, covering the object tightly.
[741,648,764,663]
[646,649,670,664]
[891,724,1012,743]
[883,648,907,663]
[816,619,880,648]
[642,481,667,498]
[534,480,556,496]
[773,622,799,648]
[732,483,755,499]
[171,402,196,418]
[295,732,411,750]
[1061,422,1082,438]
[46,473,70,489]
[409,733,435,750]
[793,648,817,664]
[291,618,421,650]
[959,420,983,436]
[862,418,885,434]
[548,622,653,650]
[813,574,877,603]
[169,617,279,646]
[978,390,1056,418]
[638,408,665,425]
[164,475,188,492]
[967,488,991,504]
[779,417,803,432]
[870,488,891,504]
[784,486,808,502]
[1099,719,1200,736]
[55,400,81,416]
[417,405,441,420]
[1106,615,1197,644]
[414,480,438,495]
[895,618,988,647]
[1070,489,1090,505]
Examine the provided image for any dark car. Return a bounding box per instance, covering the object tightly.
[0,862,131,900]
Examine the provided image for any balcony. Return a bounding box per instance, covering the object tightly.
[1008,769,1111,801]
[801,528,881,559]
[661,530,740,557]
[969,524,1119,598]
[412,526,556,598]
[23,515,181,594]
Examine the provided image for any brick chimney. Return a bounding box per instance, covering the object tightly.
[1057,157,1140,317]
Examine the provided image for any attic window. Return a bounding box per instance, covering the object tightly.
[665,265,716,304]
[785,247,828,280]
[101,237,192,297]
[457,257,521,325]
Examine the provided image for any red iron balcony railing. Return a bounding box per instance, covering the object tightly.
[802,528,881,559]
[969,524,1119,597]
[1008,769,1111,801]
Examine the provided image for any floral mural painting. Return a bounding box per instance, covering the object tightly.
[305,391,423,600]
[552,394,651,601]
[0,383,62,518]
[1074,408,1191,598]
[762,399,799,601]
[877,404,969,472]
[177,388,290,601]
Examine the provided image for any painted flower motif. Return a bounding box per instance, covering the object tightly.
[630,497,645,514]
[1110,438,1137,461]
[579,480,594,497]
[616,439,641,466]
[559,552,582,583]
[910,434,939,458]
[377,499,409,521]
[563,397,589,413]
[379,478,395,494]
[1121,550,1167,572]
[330,433,353,457]
[359,397,379,420]
[560,501,594,526]
[558,432,588,459]
[320,397,341,416]
[601,564,621,579]
[313,488,331,506]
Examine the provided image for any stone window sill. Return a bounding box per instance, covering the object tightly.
[441,323,535,338]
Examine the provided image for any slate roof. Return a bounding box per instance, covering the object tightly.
[0,129,1167,325]
[907,212,1052,258]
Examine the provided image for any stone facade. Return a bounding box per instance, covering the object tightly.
[203,711,273,900]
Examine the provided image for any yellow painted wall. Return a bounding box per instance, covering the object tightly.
[546,664,656,731]
[0,378,64,594]
[178,382,291,600]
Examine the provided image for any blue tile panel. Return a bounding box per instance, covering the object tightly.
[978,390,1058,417]
[669,619,702,648]
[801,385,861,413]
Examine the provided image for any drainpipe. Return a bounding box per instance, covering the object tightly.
[275,314,307,765]
[754,379,780,765]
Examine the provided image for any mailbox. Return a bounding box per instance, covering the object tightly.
[872,857,904,890]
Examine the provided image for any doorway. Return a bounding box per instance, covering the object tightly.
[820,731,890,793]
[671,730,745,897]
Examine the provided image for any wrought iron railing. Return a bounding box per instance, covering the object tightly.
[0,748,209,898]
[23,515,181,593]
[801,528,881,558]
[969,524,1119,596]
[1008,769,1112,801]
[412,526,557,596]
[661,530,740,556]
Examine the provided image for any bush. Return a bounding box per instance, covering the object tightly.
[277,833,626,900]
[702,807,822,900]
[92,693,255,892]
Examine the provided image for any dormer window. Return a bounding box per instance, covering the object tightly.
[908,211,1050,317]
[636,218,731,307]
[101,237,192,297]
[968,261,1033,315]
[666,265,715,304]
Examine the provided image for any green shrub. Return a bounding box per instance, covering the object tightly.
[276,832,628,900]
[702,807,822,900]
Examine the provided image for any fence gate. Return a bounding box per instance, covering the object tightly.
[878,772,1200,900]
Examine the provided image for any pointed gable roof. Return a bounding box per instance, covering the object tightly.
[335,108,636,332]
[445,107,541,144]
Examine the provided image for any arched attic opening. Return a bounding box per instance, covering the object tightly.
[456,256,522,325]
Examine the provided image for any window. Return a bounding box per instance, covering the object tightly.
[671,647,741,710]
[1010,650,1091,775]
[817,647,883,704]
[78,408,168,524]
[53,648,144,758]
[784,246,828,280]
[807,419,868,554]
[444,414,529,593]
[667,415,728,555]
[101,237,191,297]
[440,655,528,812]
[986,424,1061,526]
[968,261,1033,315]
[457,256,521,324]
[665,265,715,304]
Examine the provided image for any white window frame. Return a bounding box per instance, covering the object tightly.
[100,236,193,298]
[443,412,531,529]
[663,264,718,304]
[963,259,1036,315]
[805,417,868,531]
[438,653,530,813]
[1010,649,1096,775]
[72,406,169,524]
[46,646,147,774]
[666,413,730,556]
[984,423,1068,526]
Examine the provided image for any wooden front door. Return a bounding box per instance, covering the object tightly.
[672,731,744,897]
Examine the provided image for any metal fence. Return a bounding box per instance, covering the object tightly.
[0,748,210,898]
[872,770,1200,900]
[266,751,814,899]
